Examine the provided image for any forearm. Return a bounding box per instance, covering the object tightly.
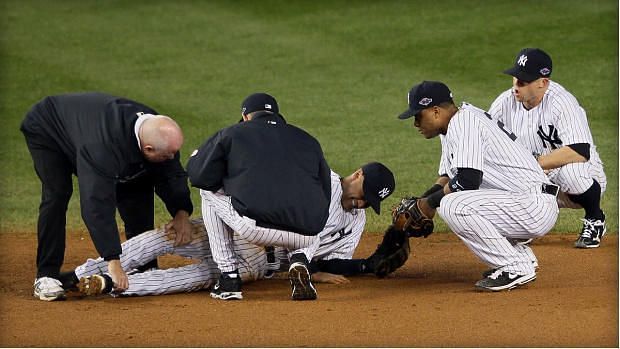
[313,259,367,276]
[538,146,587,170]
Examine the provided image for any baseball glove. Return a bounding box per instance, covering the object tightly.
[365,225,410,278]
[392,197,434,238]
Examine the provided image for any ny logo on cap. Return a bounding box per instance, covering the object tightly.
[539,67,551,76]
[517,54,528,67]
[419,97,433,106]
[265,104,272,110]
[378,187,390,199]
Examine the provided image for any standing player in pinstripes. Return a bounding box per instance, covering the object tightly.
[397,81,559,292]
[68,163,394,297]
[489,48,607,249]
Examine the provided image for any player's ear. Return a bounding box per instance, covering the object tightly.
[354,168,363,179]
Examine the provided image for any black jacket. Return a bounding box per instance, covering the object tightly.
[21,92,193,260]
[187,112,331,235]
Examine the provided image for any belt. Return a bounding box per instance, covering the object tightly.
[541,183,560,197]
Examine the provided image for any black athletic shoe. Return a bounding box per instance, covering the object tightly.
[288,253,317,301]
[58,270,80,291]
[574,217,606,249]
[210,271,242,300]
[475,270,536,292]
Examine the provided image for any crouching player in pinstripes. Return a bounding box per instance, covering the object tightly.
[60,162,395,298]
[397,81,559,292]
[187,93,396,301]
[490,48,607,249]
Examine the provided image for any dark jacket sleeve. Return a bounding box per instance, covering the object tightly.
[186,130,229,191]
[318,150,331,203]
[151,152,193,217]
[76,148,122,260]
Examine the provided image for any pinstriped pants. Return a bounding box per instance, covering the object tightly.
[74,218,268,296]
[438,189,559,275]
[200,190,320,273]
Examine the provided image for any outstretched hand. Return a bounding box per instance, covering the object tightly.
[165,210,192,247]
[107,259,128,291]
[312,272,350,284]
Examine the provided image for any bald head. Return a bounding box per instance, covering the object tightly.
[139,115,184,162]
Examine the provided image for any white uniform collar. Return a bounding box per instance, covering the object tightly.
[134,112,158,149]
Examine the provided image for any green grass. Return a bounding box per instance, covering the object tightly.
[1,0,617,234]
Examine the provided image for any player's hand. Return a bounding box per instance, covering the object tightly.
[417,198,436,219]
[166,210,191,247]
[312,272,350,284]
[107,259,128,291]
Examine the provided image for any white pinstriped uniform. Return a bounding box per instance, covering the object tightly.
[74,219,269,296]
[436,103,559,275]
[202,170,366,272]
[74,172,366,296]
[293,171,366,262]
[201,190,320,273]
[489,81,606,208]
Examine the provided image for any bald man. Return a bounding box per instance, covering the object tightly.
[20,92,193,301]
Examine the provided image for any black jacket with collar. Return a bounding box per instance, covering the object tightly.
[21,92,193,260]
[187,111,331,235]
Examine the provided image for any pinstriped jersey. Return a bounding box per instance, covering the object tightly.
[307,171,366,261]
[488,81,602,165]
[439,103,549,192]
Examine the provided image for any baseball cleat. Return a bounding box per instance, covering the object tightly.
[33,277,66,301]
[78,274,112,296]
[288,262,317,301]
[475,270,536,292]
[210,272,243,300]
[574,217,606,249]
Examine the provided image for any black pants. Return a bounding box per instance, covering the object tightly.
[23,128,156,279]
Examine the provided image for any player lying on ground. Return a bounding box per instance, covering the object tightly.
[59,218,355,297]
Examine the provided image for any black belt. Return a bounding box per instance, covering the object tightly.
[541,183,559,196]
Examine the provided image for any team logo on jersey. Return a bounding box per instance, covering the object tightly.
[419,97,432,106]
[537,125,562,149]
[378,187,390,198]
[539,67,551,76]
[517,54,528,66]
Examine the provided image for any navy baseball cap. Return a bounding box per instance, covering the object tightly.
[504,48,552,82]
[361,162,395,214]
[241,93,279,116]
[398,81,453,119]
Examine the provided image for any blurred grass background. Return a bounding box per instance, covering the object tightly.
[0,0,617,235]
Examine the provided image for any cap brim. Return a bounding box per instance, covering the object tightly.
[398,108,420,120]
[367,197,381,214]
[503,67,539,82]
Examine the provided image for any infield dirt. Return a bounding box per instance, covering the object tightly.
[0,232,617,347]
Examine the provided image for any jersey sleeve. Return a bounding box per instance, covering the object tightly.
[319,214,365,260]
[551,94,594,146]
[438,135,450,176]
[449,111,485,172]
[186,130,229,191]
[488,89,512,122]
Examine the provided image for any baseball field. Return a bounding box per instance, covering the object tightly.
[0,0,617,347]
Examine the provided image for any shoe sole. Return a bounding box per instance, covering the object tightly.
[475,274,537,292]
[210,291,243,300]
[574,242,600,249]
[33,291,66,301]
[288,263,317,301]
[574,238,601,249]
[78,275,107,296]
